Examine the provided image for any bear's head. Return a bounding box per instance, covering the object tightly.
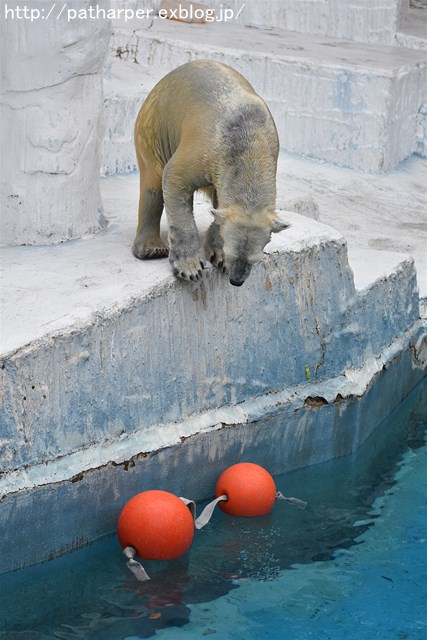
[211,208,289,286]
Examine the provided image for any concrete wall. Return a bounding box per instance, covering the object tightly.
[211,0,407,45]
[0,211,422,483]
[113,0,408,44]
[0,224,353,473]
[0,1,111,245]
[1,338,425,573]
[105,19,427,173]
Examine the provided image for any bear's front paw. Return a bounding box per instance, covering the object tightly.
[170,256,210,281]
[206,247,226,273]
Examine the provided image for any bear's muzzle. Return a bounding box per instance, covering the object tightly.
[229,260,252,286]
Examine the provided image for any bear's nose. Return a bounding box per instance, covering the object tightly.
[228,260,251,286]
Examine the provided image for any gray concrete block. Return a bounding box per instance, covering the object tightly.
[103,20,427,172]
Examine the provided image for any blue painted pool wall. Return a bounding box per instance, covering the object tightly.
[0,343,424,575]
[0,241,419,474]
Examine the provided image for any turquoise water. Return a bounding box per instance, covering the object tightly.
[1,378,426,640]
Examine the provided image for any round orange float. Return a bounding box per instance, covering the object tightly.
[215,462,277,517]
[117,489,194,560]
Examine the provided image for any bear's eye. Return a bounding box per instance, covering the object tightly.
[222,240,238,261]
[247,253,263,265]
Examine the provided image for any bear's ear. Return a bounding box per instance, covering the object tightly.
[271,215,291,233]
[211,208,226,224]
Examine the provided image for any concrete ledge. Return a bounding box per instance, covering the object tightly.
[104,20,427,172]
[273,153,427,300]
[0,332,425,574]
[0,213,351,472]
[397,6,427,50]
[1,171,424,573]
[1,202,420,474]
[1,319,425,498]
[112,0,409,45]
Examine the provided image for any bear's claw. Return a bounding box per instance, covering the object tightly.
[207,248,227,273]
[171,257,209,281]
[132,243,169,260]
[210,257,226,273]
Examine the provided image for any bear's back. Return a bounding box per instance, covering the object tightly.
[135,61,277,167]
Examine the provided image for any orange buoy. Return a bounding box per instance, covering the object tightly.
[117,490,194,560]
[215,462,277,517]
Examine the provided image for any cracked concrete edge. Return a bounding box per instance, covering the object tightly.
[0,224,344,360]
[1,318,424,500]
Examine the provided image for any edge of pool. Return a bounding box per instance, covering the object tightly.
[1,208,426,574]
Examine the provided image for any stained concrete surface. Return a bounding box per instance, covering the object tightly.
[2,151,425,361]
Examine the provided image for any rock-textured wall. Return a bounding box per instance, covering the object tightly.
[0,1,112,245]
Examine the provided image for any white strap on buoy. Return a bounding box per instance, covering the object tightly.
[123,546,150,581]
[194,494,228,529]
[122,492,307,582]
[179,496,197,520]
[276,491,307,509]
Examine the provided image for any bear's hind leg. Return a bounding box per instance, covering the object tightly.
[132,170,169,260]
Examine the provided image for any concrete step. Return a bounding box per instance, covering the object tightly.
[113,0,426,47]
[198,0,402,43]
[1,169,424,571]
[274,152,427,301]
[1,170,421,472]
[5,151,426,357]
[218,0,427,47]
[396,5,427,49]
[102,19,427,173]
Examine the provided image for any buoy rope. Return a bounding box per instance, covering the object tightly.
[123,546,151,581]
[121,488,307,581]
[276,491,307,509]
[194,494,228,529]
[185,491,307,530]
[179,496,197,519]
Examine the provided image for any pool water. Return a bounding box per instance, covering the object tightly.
[1,378,426,640]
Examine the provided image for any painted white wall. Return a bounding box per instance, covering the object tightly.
[0,1,112,245]
[103,20,427,173]
[110,0,408,44]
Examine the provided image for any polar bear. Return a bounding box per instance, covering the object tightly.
[133,60,287,286]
